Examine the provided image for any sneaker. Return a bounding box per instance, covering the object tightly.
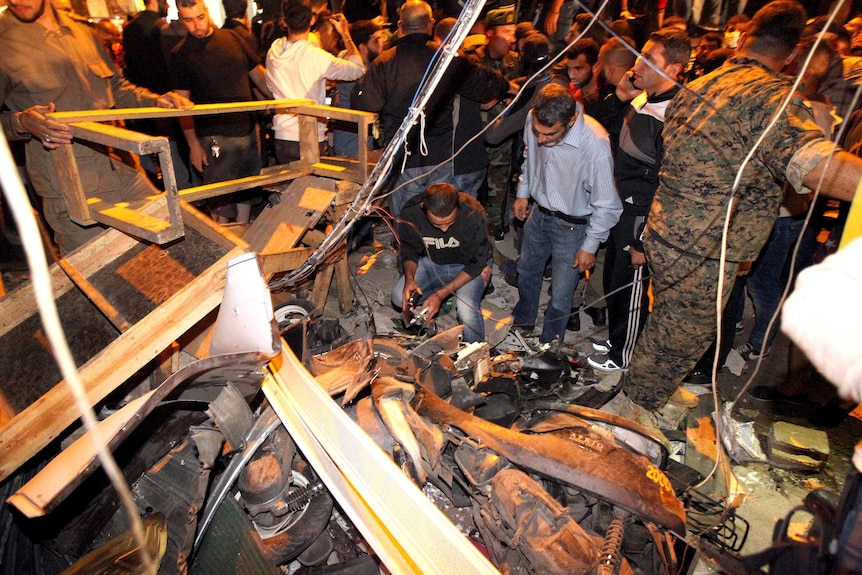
[734,342,770,361]
[511,323,535,337]
[591,338,612,353]
[588,353,624,371]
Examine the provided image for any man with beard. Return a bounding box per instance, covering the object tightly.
[170,0,268,223]
[0,0,191,253]
[566,38,600,114]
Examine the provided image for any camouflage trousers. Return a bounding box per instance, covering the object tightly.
[624,233,738,411]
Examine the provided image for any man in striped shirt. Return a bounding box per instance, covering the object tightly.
[511,83,622,344]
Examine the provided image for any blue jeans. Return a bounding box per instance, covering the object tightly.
[453,169,486,198]
[746,215,813,350]
[388,162,454,216]
[391,258,488,342]
[513,207,587,343]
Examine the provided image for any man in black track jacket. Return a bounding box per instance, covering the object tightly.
[588,29,690,372]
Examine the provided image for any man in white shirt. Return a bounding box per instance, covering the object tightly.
[266,0,365,163]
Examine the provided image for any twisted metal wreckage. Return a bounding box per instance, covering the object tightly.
[5,1,858,573]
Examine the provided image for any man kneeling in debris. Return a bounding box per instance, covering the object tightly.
[392,183,492,343]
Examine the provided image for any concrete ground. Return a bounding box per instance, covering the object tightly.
[332,223,862,573]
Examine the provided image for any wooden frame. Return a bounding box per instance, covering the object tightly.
[47,101,376,244]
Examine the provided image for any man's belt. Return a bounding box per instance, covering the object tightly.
[536,204,589,225]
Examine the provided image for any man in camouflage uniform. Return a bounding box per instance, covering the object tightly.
[620,0,862,422]
[469,5,520,236]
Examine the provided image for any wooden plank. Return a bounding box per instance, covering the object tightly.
[0,247,246,483]
[69,122,168,155]
[292,105,376,124]
[57,258,130,332]
[181,202,248,252]
[178,169,310,203]
[299,115,320,165]
[259,247,315,275]
[310,264,335,310]
[50,143,92,224]
[47,99,316,124]
[91,202,179,244]
[335,255,353,313]
[244,176,335,257]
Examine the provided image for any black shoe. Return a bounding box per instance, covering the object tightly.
[584,306,606,326]
[493,225,507,241]
[747,385,807,405]
[683,370,712,385]
[566,310,580,332]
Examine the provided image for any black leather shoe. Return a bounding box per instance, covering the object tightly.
[584,306,606,326]
[566,310,580,332]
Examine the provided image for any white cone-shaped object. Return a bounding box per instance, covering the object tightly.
[211,252,279,356]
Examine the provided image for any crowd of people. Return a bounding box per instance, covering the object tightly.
[3,0,862,429]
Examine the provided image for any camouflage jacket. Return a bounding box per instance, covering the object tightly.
[649,57,835,261]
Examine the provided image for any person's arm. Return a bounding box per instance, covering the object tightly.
[175,88,207,173]
[802,150,862,203]
[4,104,71,149]
[330,13,360,59]
[543,0,566,35]
[249,64,274,99]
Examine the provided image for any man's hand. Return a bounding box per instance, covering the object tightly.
[615,72,640,101]
[573,249,596,272]
[156,91,194,109]
[629,247,646,267]
[188,140,209,173]
[423,291,445,320]
[513,197,530,221]
[329,12,349,37]
[543,11,560,35]
[18,103,72,149]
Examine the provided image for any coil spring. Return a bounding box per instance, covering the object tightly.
[285,480,326,513]
[597,518,625,575]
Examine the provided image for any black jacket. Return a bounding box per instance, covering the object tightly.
[352,33,509,169]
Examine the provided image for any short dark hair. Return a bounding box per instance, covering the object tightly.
[433,16,456,42]
[574,12,606,44]
[282,0,313,33]
[746,0,807,58]
[423,183,459,217]
[522,32,551,72]
[649,28,692,68]
[533,83,577,127]
[177,0,199,9]
[223,0,247,19]
[566,38,599,65]
[351,19,381,46]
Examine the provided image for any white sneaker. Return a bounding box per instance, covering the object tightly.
[588,353,625,371]
[591,338,612,353]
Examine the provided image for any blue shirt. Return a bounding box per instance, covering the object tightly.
[517,105,622,253]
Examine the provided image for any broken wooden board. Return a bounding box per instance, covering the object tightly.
[0,205,245,483]
[244,176,336,274]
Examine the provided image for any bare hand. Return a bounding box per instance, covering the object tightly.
[615,72,641,101]
[329,13,349,37]
[19,103,72,149]
[513,197,530,221]
[573,249,595,272]
[629,248,646,267]
[423,291,444,319]
[189,141,209,172]
[543,11,559,35]
[156,91,194,110]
